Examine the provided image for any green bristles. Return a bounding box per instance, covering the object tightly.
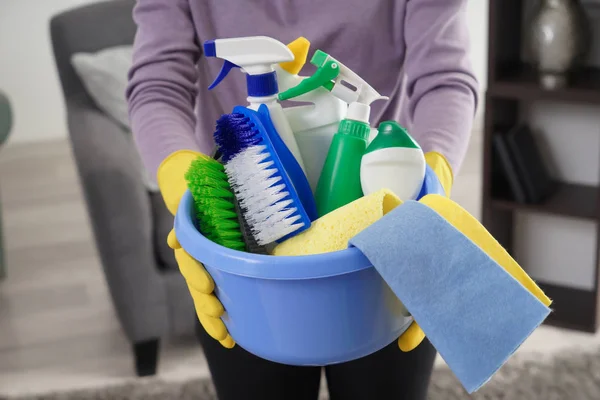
[185,155,246,251]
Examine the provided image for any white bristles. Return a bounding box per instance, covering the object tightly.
[225,146,305,245]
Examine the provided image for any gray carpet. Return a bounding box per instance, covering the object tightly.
[4,346,600,400]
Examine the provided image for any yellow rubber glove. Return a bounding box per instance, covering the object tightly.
[424,151,454,197]
[397,151,453,352]
[157,150,234,349]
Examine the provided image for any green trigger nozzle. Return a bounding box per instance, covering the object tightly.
[278,50,340,101]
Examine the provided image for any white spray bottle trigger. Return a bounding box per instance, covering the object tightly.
[208,60,240,90]
[328,55,389,107]
[204,36,294,90]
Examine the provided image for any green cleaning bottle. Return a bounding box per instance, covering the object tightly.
[314,116,371,216]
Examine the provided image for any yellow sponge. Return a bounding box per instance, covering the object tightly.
[280,37,310,75]
[272,189,401,256]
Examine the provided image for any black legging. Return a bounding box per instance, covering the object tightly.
[196,320,436,400]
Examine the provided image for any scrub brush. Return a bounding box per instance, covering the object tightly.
[208,147,268,254]
[184,154,246,251]
[214,106,311,245]
[233,195,269,254]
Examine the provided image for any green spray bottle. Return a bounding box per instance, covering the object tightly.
[279,50,388,216]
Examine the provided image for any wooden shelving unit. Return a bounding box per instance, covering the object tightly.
[489,64,600,104]
[484,0,600,332]
[491,183,600,220]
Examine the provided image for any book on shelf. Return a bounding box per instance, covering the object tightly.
[505,124,556,204]
[492,124,556,204]
[492,132,527,203]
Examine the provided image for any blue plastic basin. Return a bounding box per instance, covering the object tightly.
[175,190,413,366]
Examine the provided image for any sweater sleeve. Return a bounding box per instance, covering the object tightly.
[403,0,479,174]
[126,0,202,180]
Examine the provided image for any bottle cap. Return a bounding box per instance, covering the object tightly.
[338,119,370,141]
[346,103,370,123]
[247,72,279,97]
[365,121,420,154]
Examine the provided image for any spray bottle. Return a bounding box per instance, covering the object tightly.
[203,36,306,174]
[280,50,388,216]
[274,38,348,192]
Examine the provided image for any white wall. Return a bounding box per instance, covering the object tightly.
[0,0,97,145]
[0,0,490,145]
[466,0,489,133]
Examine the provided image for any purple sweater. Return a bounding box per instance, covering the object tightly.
[126,0,478,180]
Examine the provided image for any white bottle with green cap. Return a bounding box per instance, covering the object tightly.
[360,121,426,201]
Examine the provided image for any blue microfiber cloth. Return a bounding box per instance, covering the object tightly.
[348,200,551,393]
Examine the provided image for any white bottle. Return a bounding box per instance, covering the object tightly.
[203,36,307,174]
[269,37,347,192]
[360,121,426,201]
[275,67,346,192]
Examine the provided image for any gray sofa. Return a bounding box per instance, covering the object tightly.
[0,90,11,280]
[50,0,194,376]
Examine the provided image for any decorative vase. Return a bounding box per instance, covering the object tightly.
[527,0,591,90]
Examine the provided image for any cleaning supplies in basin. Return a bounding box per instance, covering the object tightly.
[214,106,311,245]
[204,36,307,175]
[361,121,426,200]
[280,49,388,216]
[175,35,553,393]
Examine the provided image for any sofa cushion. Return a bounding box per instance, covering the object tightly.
[70,45,132,129]
[150,191,179,272]
[70,46,159,192]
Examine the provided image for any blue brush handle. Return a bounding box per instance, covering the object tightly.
[257,104,318,222]
[231,106,311,242]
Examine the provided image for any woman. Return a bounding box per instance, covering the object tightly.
[126,1,478,399]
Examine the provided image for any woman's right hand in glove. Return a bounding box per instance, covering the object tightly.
[158,150,234,349]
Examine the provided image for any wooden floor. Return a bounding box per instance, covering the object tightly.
[0,137,598,397]
[0,141,209,396]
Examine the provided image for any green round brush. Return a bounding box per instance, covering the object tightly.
[185,154,246,251]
